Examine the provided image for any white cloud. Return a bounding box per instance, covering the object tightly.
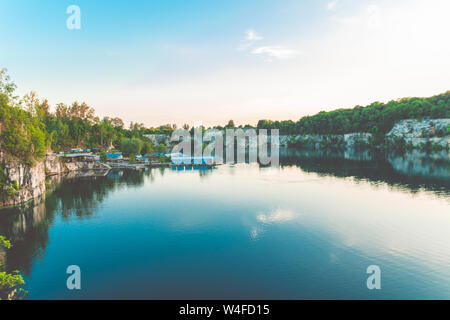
[251,46,299,61]
[238,29,299,61]
[257,209,296,223]
[246,29,263,41]
[327,0,339,11]
[237,29,263,51]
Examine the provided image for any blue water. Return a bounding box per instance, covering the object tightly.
[0,150,449,299]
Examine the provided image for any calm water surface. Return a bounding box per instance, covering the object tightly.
[0,149,449,299]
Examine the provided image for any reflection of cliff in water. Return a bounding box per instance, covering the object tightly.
[0,199,49,274]
[279,148,450,197]
[0,169,154,275]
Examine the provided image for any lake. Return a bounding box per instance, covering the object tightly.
[0,148,449,299]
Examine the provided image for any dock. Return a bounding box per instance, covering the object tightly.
[107,162,147,170]
[169,163,217,170]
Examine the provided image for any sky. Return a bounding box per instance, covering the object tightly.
[1,0,449,127]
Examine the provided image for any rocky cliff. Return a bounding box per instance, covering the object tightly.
[385,119,450,148]
[279,119,449,150]
[278,132,373,149]
[44,153,66,175]
[0,159,46,207]
[1,154,108,207]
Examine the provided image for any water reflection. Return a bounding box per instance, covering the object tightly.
[0,148,448,299]
[279,148,450,197]
[0,199,49,274]
[1,150,448,275]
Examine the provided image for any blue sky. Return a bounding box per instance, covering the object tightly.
[1,0,449,127]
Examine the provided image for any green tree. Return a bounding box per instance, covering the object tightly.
[141,141,154,155]
[120,138,142,156]
[155,144,167,153]
[0,68,18,104]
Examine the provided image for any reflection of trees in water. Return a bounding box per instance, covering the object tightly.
[50,177,107,220]
[279,148,450,197]
[386,150,450,181]
[0,199,50,274]
[0,169,152,275]
[51,169,154,219]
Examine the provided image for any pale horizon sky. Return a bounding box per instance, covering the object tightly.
[1,0,449,127]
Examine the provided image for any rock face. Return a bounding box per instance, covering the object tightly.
[1,154,109,207]
[386,119,450,148]
[279,133,373,149]
[279,119,449,150]
[64,161,107,171]
[44,153,66,175]
[0,160,46,207]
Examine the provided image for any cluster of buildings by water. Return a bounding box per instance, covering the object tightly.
[57,149,218,170]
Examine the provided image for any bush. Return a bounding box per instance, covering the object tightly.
[0,270,25,300]
[0,236,12,249]
[6,186,16,197]
[99,151,107,163]
[159,155,170,163]
[0,235,25,300]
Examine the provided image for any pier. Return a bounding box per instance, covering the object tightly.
[169,163,217,170]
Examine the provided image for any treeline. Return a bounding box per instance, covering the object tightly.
[0,93,164,164]
[257,91,450,134]
[0,69,169,164]
[1,68,449,164]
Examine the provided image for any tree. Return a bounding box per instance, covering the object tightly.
[226,120,235,128]
[0,68,18,104]
[141,141,154,155]
[110,117,124,129]
[0,94,48,164]
[120,138,142,156]
[155,144,167,153]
